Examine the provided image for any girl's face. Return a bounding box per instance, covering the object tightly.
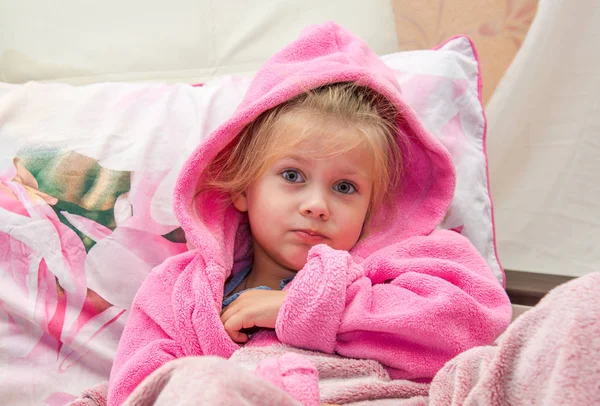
[233,120,375,272]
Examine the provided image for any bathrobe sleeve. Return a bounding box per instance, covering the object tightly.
[275,230,512,379]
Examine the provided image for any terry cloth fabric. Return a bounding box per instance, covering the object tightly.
[107,21,511,406]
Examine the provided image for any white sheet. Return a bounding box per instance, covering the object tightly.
[486,0,600,277]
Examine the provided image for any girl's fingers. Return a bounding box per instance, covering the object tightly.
[220,301,239,321]
[232,332,248,343]
[224,313,249,343]
[221,303,250,343]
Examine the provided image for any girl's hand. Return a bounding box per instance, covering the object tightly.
[220,290,287,343]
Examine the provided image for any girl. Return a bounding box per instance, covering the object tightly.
[107,22,511,405]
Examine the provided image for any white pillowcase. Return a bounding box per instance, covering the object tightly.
[383,36,503,285]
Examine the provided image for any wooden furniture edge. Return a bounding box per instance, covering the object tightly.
[504,269,575,306]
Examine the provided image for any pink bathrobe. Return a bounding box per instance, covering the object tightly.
[107,22,511,406]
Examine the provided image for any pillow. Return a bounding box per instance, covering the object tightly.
[383,36,502,285]
[0,36,500,405]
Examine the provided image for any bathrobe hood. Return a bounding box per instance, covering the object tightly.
[173,21,455,270]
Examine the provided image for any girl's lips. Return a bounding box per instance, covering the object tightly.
[293,230,327,244]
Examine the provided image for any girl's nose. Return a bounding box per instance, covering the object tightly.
[299,190,330,221]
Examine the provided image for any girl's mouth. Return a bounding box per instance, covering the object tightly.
[293,229,328,244]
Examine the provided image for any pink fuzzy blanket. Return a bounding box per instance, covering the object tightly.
[69,272,600,405]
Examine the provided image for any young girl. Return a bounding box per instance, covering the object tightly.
[107,22,511,405]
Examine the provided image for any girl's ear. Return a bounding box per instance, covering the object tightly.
[232,192,248,212]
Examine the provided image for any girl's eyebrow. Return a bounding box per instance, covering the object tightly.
[336,162,372,178]
[340,169,363,176]
[279,155,310,164]
[340,168,371,180]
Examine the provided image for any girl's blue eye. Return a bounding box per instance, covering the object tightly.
[281,170,304,183]
[333,181,357,195]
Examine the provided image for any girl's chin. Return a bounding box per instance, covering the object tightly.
[280,256,308,272]
[282,261,305,272]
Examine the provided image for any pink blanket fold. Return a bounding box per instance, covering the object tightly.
[232,341,430,405]
[107,21,511,405]
[428,271,600,405]
[76,272,600,405]
[117,348,429,406]
[66,382,108,406]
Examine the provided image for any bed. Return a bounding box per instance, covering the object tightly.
[3,1,596,405]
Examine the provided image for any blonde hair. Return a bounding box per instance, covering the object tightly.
[204,82,403,214]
